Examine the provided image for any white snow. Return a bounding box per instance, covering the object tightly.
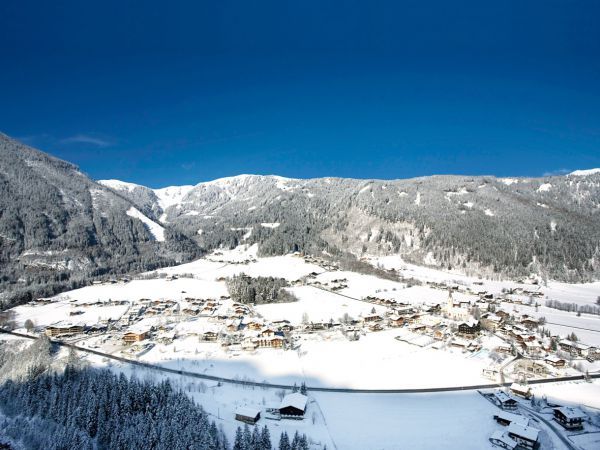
[484,209,495,217]
[414,191,421,205]
[501,178,519,185]
[260,222,280,229]
[537,183,552,192]
[126,207,166,241]
[98,179,141,192]
[153,185,194,210]
[570,168,600,176]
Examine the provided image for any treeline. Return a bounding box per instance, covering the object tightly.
[0,337,319,450]
[545,299,600,316]
[0,366,229,449]
[226,274,298,305]
[232,425,309,450]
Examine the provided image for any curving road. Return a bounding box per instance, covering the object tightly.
[2,328,598,394]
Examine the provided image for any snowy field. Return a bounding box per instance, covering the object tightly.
[256,285,387,325]
[137,329,494,389]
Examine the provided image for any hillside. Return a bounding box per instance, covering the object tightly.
[101,172,600,283]
[0,134,202,308]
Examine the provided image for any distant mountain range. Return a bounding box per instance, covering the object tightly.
[1,132,599,306]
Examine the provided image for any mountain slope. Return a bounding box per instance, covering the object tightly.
[0,134,202,307]
[102,172,600,282]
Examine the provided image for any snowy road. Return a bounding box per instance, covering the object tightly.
[2,329,599,393]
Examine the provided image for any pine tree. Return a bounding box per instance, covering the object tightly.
[279,431,291,450]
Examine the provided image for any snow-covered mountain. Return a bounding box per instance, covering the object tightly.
[101,170,600,283]
[0,133,202,308]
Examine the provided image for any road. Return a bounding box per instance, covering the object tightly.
[520,404,578,450]
[2,328,599,394]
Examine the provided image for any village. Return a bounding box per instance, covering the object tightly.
[6,246,600,449]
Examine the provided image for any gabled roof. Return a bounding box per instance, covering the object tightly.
[235,407,261,418]
[494,411,529,427]
[554,406,586,420]
[279,392,307,411]
[490,431,517,449]
[507,423,539,442]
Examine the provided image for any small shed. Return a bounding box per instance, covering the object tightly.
[235,407,261,425]
[279,393,308,417]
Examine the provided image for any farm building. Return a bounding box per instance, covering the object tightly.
[279,393,308,418]
[553,407,586,430]
[510,383,532,399]
[493,411,529,427]
[506,423,539,449]
[235,407,261,425]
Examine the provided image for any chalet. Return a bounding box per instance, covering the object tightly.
[506,423,539,449]
[510,383,532,399]
[259,328,276,338]
[553,407,586,430]
[489,431,517,450]
[256,336,284,348]
[496,310,510,321]
[495,344,513,354]
[369,323,384,332]
[363,314,382,323]
[45,322,85,337]
[544,355,566,368]
[520,317,539,330]
[458,319,480,337]
[226,319,242,332]
[123,329,150,343]
[246,320,264,331]
[480,313,503,331]
[522,341,543,356]
[493,411,529,427]
[279,393,307,418]
[201,331,218,342]
[492,391,518,411]
[235,407,261,425]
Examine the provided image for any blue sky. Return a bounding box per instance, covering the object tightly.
[1,1,599,187]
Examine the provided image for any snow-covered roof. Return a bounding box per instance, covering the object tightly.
[49,320,85,328]
[493,391,515,404]
[490,431,517,449]
[507,423,539,442]
[510,383,530,393]
[279,392,307,411]
[235,407,261,418]
[495,411,529,427]
[554,406,586,420]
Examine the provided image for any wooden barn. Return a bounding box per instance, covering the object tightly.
[279,393,308,418]
[510,383,532,399]
[235,407,261,425]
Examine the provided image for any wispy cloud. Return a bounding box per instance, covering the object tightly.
[543,168,570,177]
[60,134,113,147]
